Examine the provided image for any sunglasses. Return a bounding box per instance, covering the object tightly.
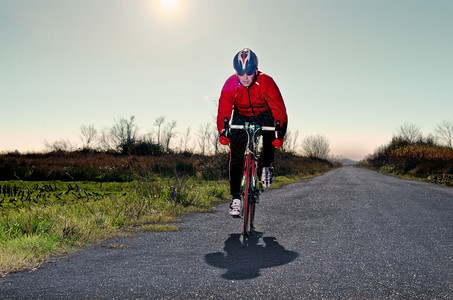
[237,69,256,76]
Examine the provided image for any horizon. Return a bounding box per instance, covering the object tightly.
[1,0,452,161]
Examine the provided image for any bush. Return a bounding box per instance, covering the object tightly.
[0,150,336,183]
[363,137,453,185]
[0,152,231,182]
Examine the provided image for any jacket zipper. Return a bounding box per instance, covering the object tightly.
[247,88,256,116]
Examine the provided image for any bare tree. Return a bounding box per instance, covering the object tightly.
[162,120,177,152]
[110,116,138,152]
[435,120,453,147]
[45,139,76,152]
[154,116,165,148]
[80,124,98,150]
[211,121,225,155]
[280,129,299,153]
[291,130,300,153]
[423,133,436,145]
[197,123,211,155]
[142,130,155,145]
[99,127,115,151]
[180,126,192,153]
[302,134,330,159]
[397,123,421,144]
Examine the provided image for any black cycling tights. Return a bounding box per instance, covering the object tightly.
[229,110,275,199]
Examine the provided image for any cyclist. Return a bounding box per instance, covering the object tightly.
[217,48,288,217]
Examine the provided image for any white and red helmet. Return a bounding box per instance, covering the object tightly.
[233,48,258,76]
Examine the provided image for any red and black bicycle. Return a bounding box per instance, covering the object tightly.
[224,118,280,236]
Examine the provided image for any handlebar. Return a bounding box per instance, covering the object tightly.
[223,117,282,139]
[230,124,275,131]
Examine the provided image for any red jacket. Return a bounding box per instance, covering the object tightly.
[216,72,288,134]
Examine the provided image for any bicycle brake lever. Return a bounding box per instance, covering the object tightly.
[275,120,282,139]
[223,117,229,137]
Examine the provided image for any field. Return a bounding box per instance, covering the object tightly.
[0,151,337,276]
[360,137,453,186]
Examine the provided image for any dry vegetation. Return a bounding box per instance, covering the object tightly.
[0,151,229,182]
[0,150,337,183]
[360,137,453,186]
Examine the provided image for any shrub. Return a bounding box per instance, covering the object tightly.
[363,137,453,185]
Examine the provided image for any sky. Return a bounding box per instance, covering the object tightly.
[1,0,452,160]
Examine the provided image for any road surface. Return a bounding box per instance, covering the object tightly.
[2,166,453,299]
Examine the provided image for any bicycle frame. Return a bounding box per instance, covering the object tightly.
[229,121,275,236]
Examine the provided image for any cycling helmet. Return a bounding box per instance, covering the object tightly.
[233,48,258,76]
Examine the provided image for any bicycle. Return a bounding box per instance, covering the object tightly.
[223,118,281,236]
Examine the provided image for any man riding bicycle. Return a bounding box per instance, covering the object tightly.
[217,48,288,217]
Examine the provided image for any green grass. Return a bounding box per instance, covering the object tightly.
[0,157,336,277]
[0,178,229,276]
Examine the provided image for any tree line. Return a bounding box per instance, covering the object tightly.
[371,120,453,157]
[43,115,332,159]
[362,120,453,186]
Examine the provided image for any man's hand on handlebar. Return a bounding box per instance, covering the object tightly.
[219,117,230,145]
[219,129,230,145]
[272,120,284,148]
[272,137,284,148]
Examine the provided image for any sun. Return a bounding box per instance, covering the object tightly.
[126,0,214,46]
[159,0,179,11]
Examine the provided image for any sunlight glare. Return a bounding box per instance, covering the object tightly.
[159,0,178,11]
[125,0,214,46]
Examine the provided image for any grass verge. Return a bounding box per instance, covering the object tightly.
[0,170,330,277]
[0,177,229,277]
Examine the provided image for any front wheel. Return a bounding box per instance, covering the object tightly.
[249,160,259,230]
[242,154,253,236]
[249,197,256,230]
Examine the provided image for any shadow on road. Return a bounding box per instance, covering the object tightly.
[205,231,299,280]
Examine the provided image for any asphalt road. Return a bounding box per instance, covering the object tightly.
[2,166,453,299]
